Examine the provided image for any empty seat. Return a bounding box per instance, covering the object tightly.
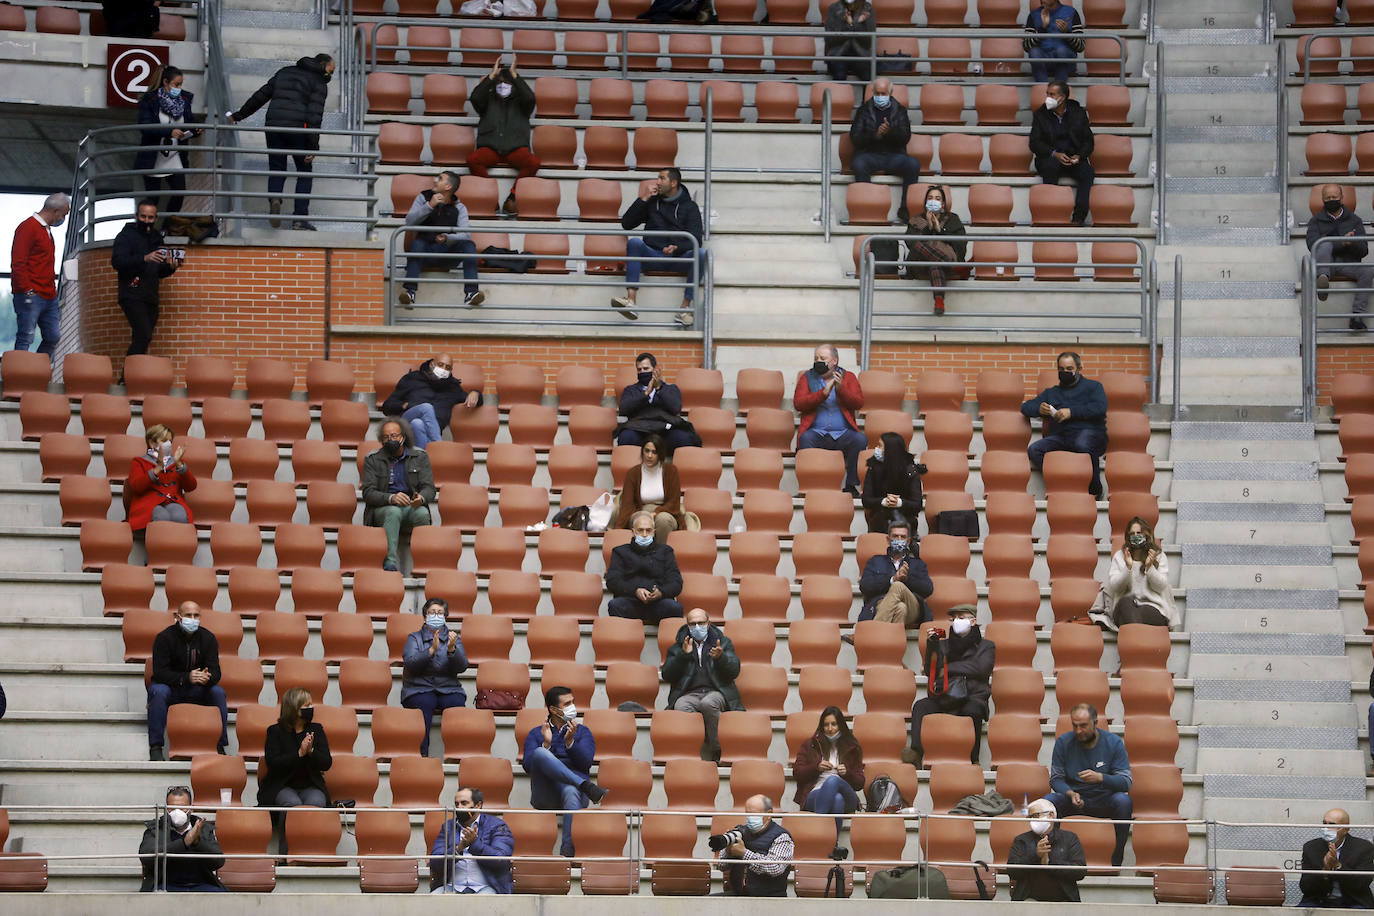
[1,350,52,399]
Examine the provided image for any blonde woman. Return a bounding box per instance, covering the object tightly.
[257,687,332,808]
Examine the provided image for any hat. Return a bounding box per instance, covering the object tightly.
[946,603,977,617]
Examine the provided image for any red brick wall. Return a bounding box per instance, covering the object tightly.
[867,342,1154,400]
[1316,346,1374,406]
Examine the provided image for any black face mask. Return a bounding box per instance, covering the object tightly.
[1058,369,1078,387]
[1324,199,1344,214]
[455,810,474,826]
[138,221,155,234]
[812,360,829,376]
[299,707,314,724]
[383,439,404,456]
[637,370,654,386]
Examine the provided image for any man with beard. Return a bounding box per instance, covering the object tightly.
[1045,702,1133,867]
[428,786,513,894]
[112,200,182,359]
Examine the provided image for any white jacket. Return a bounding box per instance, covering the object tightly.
[1103,548,1179,629]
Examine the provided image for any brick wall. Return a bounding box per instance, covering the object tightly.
[1316,346,1374,406]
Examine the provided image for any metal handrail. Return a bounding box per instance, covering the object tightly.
[1263,0,1275,43]
[1298,27,1374,81]
[702,85,713,245]
[1276,41,1289,244]
[820,88,832,243]
[1170,253,1182,422]
[1154,41,1166,245]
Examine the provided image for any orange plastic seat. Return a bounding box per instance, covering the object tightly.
[862,664,918,714]
[166,703,224,759]
[1,350,52,399]
[729,531,780,577]
[604,661,659,709]
[722,619,775,666]
[741,489,792,534]
[989,667,1046,719]
[665,530,716,576]
[743,407,795,451]
[986,712,1042,765]
[716,710,772,763]
[846,183,893,225]
[39,432,90,481]
[19,391,70,440]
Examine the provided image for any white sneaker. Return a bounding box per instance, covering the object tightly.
[674,310,694,329]
[611,296,639,320]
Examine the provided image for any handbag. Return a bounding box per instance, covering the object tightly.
[932,509,979,538]
[550,505,589,530]
[475,688,526,710]
[868,864,949,899]
[586,491,614,532]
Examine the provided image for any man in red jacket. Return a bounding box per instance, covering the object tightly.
[794,343,866,496]
[10,193,70,356]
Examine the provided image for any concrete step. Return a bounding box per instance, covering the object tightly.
[1153,246,1299,283]
[1187,655,1349,679]
[1185,608,1346,634]
[1162,94,1277,125]
[1157,42,1275,71]
[1192,700,1357,728]
[1195,747,1362,777]
[1180,564,1337,590]
[1163,145,1275,178]
[1175,522,1331,546]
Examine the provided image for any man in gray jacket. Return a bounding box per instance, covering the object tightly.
[399,171,484,308]
[1308,183,1373,331]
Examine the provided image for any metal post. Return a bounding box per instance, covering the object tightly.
[1155,42,1167,245]
[1301,253,1314,422]
[1276,41,1289,246]
[1171,254,1183,422]
[703,248,715,370]
[703,87,713,244]
[858,246,875,370]
[1148,258,1159,404]
[821,90,832,244]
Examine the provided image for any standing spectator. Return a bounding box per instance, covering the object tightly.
[428,786,514,894]
[401,598,469,757]
[1006,798,1086,901]
[466,58,540,217]
[1099,516,1178,629]
[1299,808,1374,908]
[135,65,203,228]
[1308,183,1373,332]
[795,343,867,496]
[614,352,699,454]
[127,423,197,533]
[719,795,793,897]
[229,54,335,230]
[397,172,485,308]
[380,352,482,449]
[904,184,967,316]
[10,192,69,356]
[611,168,704,329]
[111,200,183,358]
[792,706,865,858]
[1029,81,1095,227]
[850,77,921,224]
[360,419,436,572]
[1020,351,1108,497]
[858,517,932,626]
[257,687,332,808]
[907,603,993,767]
[138,786,226,892]
[1023,0,1085,83]
[147,601,226,761]
[522,686,608,857]
[824,0,876,83]
[1045,702,1132,867]
[605,511,685,621]
[104,0,160,37]
[614,436,684,544]
[861,431,924,533]
[661,607,742,761]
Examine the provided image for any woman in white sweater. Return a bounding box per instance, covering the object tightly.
[1102,516,1178,629]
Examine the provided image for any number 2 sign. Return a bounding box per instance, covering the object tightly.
[107,44,169,108]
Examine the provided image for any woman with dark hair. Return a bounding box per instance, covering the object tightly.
[613,434,684,543]
[257,687,331,809]
[401,596,469,757]
[135,65,202,225]
[792,706,866,857]
[861,431,923,533]
[905,185,967,316]
[1100,516,1178,629]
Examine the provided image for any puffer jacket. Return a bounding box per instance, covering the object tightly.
[232,56,331,149]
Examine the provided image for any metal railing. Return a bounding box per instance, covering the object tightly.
[1169,253,1182,422]
[1154,41,1167,245]
[1298,28,1374,81]
[1301,236,1374,421]
[1277,41,1290,242]
[820,88,833,243]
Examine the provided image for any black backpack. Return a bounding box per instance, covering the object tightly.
[866,776,906,814]
[550,505,590,530]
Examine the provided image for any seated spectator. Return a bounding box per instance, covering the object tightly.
[861,432,924,533]
[792,706,865,858]
[1029,81,1095,226]
[1045,702,1132,867]
[1308,183,1372,332]
[615,436,684,544]
[858,518,932,627]
[104,0,160,38]
[605,511,685,621]
[1006,798,1086,902]
[615,352,700,455]
[904,184,967,316]
[522,686,608,857]
[128,423,197,533]
[1020,351,1108,497]
[1299,808,1374,908]
[401,597,469,757]
[639,0,715,24]
[612,167,705,329]
[1096,516,1178,630]
[718,795,794,897]
[796,342,867,496]
[257,688,332,809]
[136,66,203,230]
[467,59,539,217]
[850,77,921,224]
[661,607,742,761]
[428,786,514,895]
[147,601,226,761]
[361,419,436,572]
[380,352,482,449]
[139,786,225,892]
[824,0,876,83]
[397,171,485,308]
[908,603,993,767]
[1023,0,1085,83]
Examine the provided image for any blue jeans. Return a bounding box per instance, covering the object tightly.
[276,786,328,807]
[798,426,868,491]
[625,238,703,303]
[146,682,229,749]
[13,292,59,355]
[403,402,443,449]
[1045,791,1132,866]
[1027,426,1107,495]
[615,427,699,454]
[404,237,479,296]
[803,774,860,834]
[402,688,467,756]
[265,130,314,215]
[850,151,922,212]
[525,746,589,855]
[165,883,228,892]
[1028,41,1077,82]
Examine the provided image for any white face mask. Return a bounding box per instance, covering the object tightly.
[873,94,891,108]
[495,82,513,99]
[1322,827,1340,843]
[872,447,884,461]
[432,367,450,380]
[425,614,446,631]
[168,808,189,830]
[179,617,199,635]
[560,703,578,724]
[1044,96,1060,111]
[1030,818,1053,836]
[159,441,173,456]
[925,199,944,213]
[951,617,973,636]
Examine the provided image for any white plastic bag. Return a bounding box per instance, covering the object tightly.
[586,491,614,532]
[502,0,537,16]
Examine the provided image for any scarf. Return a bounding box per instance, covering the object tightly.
[156,88,187,122]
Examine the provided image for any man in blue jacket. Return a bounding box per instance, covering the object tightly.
[1023,0,1085,83]
[1045,702,1133,867]
[857,518,932,627]
[1021,351,1109,497]
[612,167,704,329]
[428,786,513,894]
[522,686,608,857]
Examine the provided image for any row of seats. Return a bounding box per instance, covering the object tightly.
[0,4,188,39]
[1290,0,1374,26]
[1301,131,1374,174]
[1295,32,1374,76]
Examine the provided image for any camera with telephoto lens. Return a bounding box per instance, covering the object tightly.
[708,829,743,852]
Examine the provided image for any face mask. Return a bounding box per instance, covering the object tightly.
[179,617,199,635]
[925,199,944,213]
[873,94,891,108]
[951,617,973,636]
[432,366,450,380]
[384,439,404,457]
[160,441,173,456]
[634,534,655,548]
[299,707,314,724]
[323,71,333,83]
[1322,827,1340,843]
[456,810,474,826]
[1030,818,1053,836]
[637,370,654,386]
[745,815,765,833]
[168,808,189,830]
[560,704,578,724]
[167,87,182,98]
[812,360,829,376]
[495,82,513,98]
[1127,533,1148,548]
[138,221,154,233]
[889,538,908,554]
[426,614,446,631]
[873,447,884,461]
[825,731,841,742]
[1324,199,1344,214]
[1058,369,1078,387]
[1045,96,1060,111]
[688,624,709,641]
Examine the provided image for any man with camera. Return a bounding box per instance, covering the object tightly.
[906,603,994,769]
[795,343,867,497]
[857,517,932,628]
[713,795,793,897]
[112,199,183,360]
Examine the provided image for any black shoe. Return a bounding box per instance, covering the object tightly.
[1088,480,1104,499]
[844,485,860,499]
[1353,317,1369,332]
[291,220,317,231]
[383,561,398,572]
[217,743,229,755]
[1317,273,1331,301]
[465,291,486,307]
[398,289,416,306]
[149,745,165,761]
[560,842,576,858]
[581,781,608,805]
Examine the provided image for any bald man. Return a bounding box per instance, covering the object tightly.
[1299,808,1374,908]
[719,794,794,897]
[850,77,921,224]
[147,601,227,760]
[380,352,481,448]
[1307,183,1373,332]
[1006,798,1087,901]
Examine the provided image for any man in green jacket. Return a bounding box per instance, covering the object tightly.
[661,607,742,761]
[466,57,540,217]
[360,419,437,572]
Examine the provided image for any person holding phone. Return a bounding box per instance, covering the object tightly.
[135,64,203,229]
[860,431,923,533]
[795,343,867,496]
[127,423,197,533]
[857,517,931,627]
[466,57,539,217]
[111,199,183,359]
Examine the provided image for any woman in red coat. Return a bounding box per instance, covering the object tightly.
[792,705,866,859]
[127,423,196,531]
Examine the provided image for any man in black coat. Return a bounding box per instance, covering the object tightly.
[111,200,182,359]
[605,511,685,621]
[381,352,481,448]
[1298,807,1374,908]
[1029,80,1095,226]
[138,786,225,892]
[229,54,334,230]
[147,601,226,761]
[907,603,995,768]
[1307,183,1374,332]
[615,352,698,454]
[611,167,704,329]
[850,76,922,223]
[1006,798,1087,901]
